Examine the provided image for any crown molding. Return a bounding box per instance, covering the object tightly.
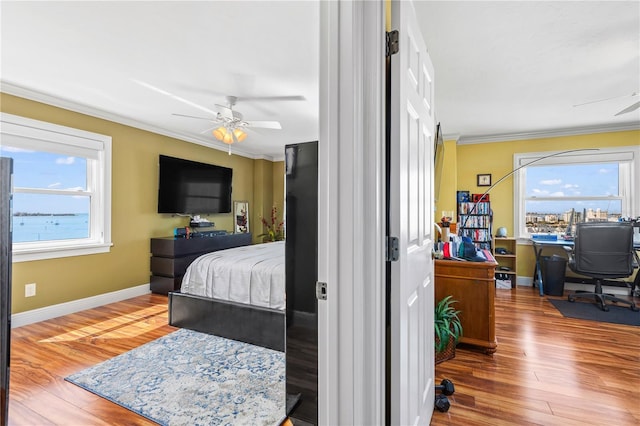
[0,81,277,162]
[455,122,640,145]
[442,133,460,142]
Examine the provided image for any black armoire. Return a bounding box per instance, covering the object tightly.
[1,157,13,426]
[285,141,318,424]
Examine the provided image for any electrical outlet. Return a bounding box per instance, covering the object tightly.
[25,283,36,297]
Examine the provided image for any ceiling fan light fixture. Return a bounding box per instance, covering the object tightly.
[233,128,247,142]
[213,126,247,144]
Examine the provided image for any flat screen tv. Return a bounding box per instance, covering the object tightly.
[157,155,232,214]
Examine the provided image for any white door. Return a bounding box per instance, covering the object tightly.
[389,0,436,424]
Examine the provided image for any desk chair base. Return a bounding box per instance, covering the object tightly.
[568,279,638,312]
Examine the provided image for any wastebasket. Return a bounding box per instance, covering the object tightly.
[541,255,567,296]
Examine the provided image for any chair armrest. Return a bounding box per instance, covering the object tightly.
[563,246,575,269]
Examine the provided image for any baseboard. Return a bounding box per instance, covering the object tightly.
[517,276,533,287]
[11,283,151,328]
[515,275,629,296]
[563,282,628,296]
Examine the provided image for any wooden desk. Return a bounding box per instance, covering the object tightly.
[435,259,498,354]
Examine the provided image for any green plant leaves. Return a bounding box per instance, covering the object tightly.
[434,295,463,353]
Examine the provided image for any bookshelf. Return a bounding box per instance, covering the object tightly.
[493,236,518,289]
[458,201,492,251]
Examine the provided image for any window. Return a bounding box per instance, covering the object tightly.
[0,113,112,262]
[514,146,639,239]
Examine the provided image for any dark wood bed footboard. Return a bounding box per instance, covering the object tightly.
[168,291,285,352]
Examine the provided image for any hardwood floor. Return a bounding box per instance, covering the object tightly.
[432,288,640,426]
[8,294,174,425]
[6,289,639,425]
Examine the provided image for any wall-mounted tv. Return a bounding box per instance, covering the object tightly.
[157,155,232,214]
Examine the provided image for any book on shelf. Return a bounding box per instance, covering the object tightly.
[458,201,491,214]
[458,215,490,228]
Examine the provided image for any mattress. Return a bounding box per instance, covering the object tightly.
[180,241,285,310]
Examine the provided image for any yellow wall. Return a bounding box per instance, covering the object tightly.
[272,161,285,218]
[1,93,283,313]
[435,139,458,224]
[455,130,640,280]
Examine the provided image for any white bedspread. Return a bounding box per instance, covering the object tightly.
[180,241,285,310]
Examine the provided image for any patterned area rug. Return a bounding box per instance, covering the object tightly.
[66,328,285,425]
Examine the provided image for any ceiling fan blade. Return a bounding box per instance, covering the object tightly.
[199,126,219,135]
[244,120,282,130]
[614,101,640,116]
[236,95,306,102]
[172,113,218,122]
[573,92,638,107]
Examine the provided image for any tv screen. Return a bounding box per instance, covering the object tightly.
[157,155,232,214]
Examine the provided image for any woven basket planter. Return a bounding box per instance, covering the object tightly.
[435,335,456,364]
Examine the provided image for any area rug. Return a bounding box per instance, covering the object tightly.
[65,328,285,425]
[549,299,640,326]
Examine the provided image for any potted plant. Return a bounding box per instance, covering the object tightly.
[435,295,463,364]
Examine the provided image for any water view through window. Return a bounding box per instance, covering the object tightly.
[0,147,90,243]
[525,162,622,235]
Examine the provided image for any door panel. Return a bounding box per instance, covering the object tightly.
[389,0,435,424]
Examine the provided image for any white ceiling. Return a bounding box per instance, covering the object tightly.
[1,1,639,160]
[415,1,640,143]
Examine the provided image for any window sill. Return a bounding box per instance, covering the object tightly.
[12,242,113,263]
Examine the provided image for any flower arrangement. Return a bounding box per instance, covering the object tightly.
[258,206,285,242]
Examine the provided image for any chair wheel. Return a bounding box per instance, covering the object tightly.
[568,296,575,303]
[602,305,609,312]
[631,305,638,312]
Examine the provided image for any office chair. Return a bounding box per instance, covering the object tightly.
[564,221,638,312]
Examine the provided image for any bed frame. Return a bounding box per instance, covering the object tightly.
[168,291,285,352]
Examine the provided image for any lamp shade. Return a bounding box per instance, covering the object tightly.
[233,128,247,142]
[213,126,246,144]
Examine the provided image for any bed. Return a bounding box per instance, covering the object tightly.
[168,241,286,351]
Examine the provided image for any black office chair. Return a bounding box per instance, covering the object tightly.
[564,221,638,311]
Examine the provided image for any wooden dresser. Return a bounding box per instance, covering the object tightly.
[435,259,498,354]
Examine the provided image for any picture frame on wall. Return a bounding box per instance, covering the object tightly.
[477,173,492,187]
[234,201,249,234]
[285,145,297,176]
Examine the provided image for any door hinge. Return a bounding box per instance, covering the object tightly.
[386,30,399,57]
[316,281,327,301]
[386,236,399,261]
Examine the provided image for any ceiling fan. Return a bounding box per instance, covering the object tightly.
[573,92,640,116]
[173,95,294,154]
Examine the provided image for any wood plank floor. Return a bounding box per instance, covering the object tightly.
[8,294,174,425]
[6,289,639,425]
[433,288,640,426]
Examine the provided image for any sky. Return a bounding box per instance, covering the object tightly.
[0,147,88,214]
[525,163,621,214]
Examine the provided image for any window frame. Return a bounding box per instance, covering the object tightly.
[513,146,640,240]
[0,113,112,262]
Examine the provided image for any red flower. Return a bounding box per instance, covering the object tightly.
[258,206,285,242]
